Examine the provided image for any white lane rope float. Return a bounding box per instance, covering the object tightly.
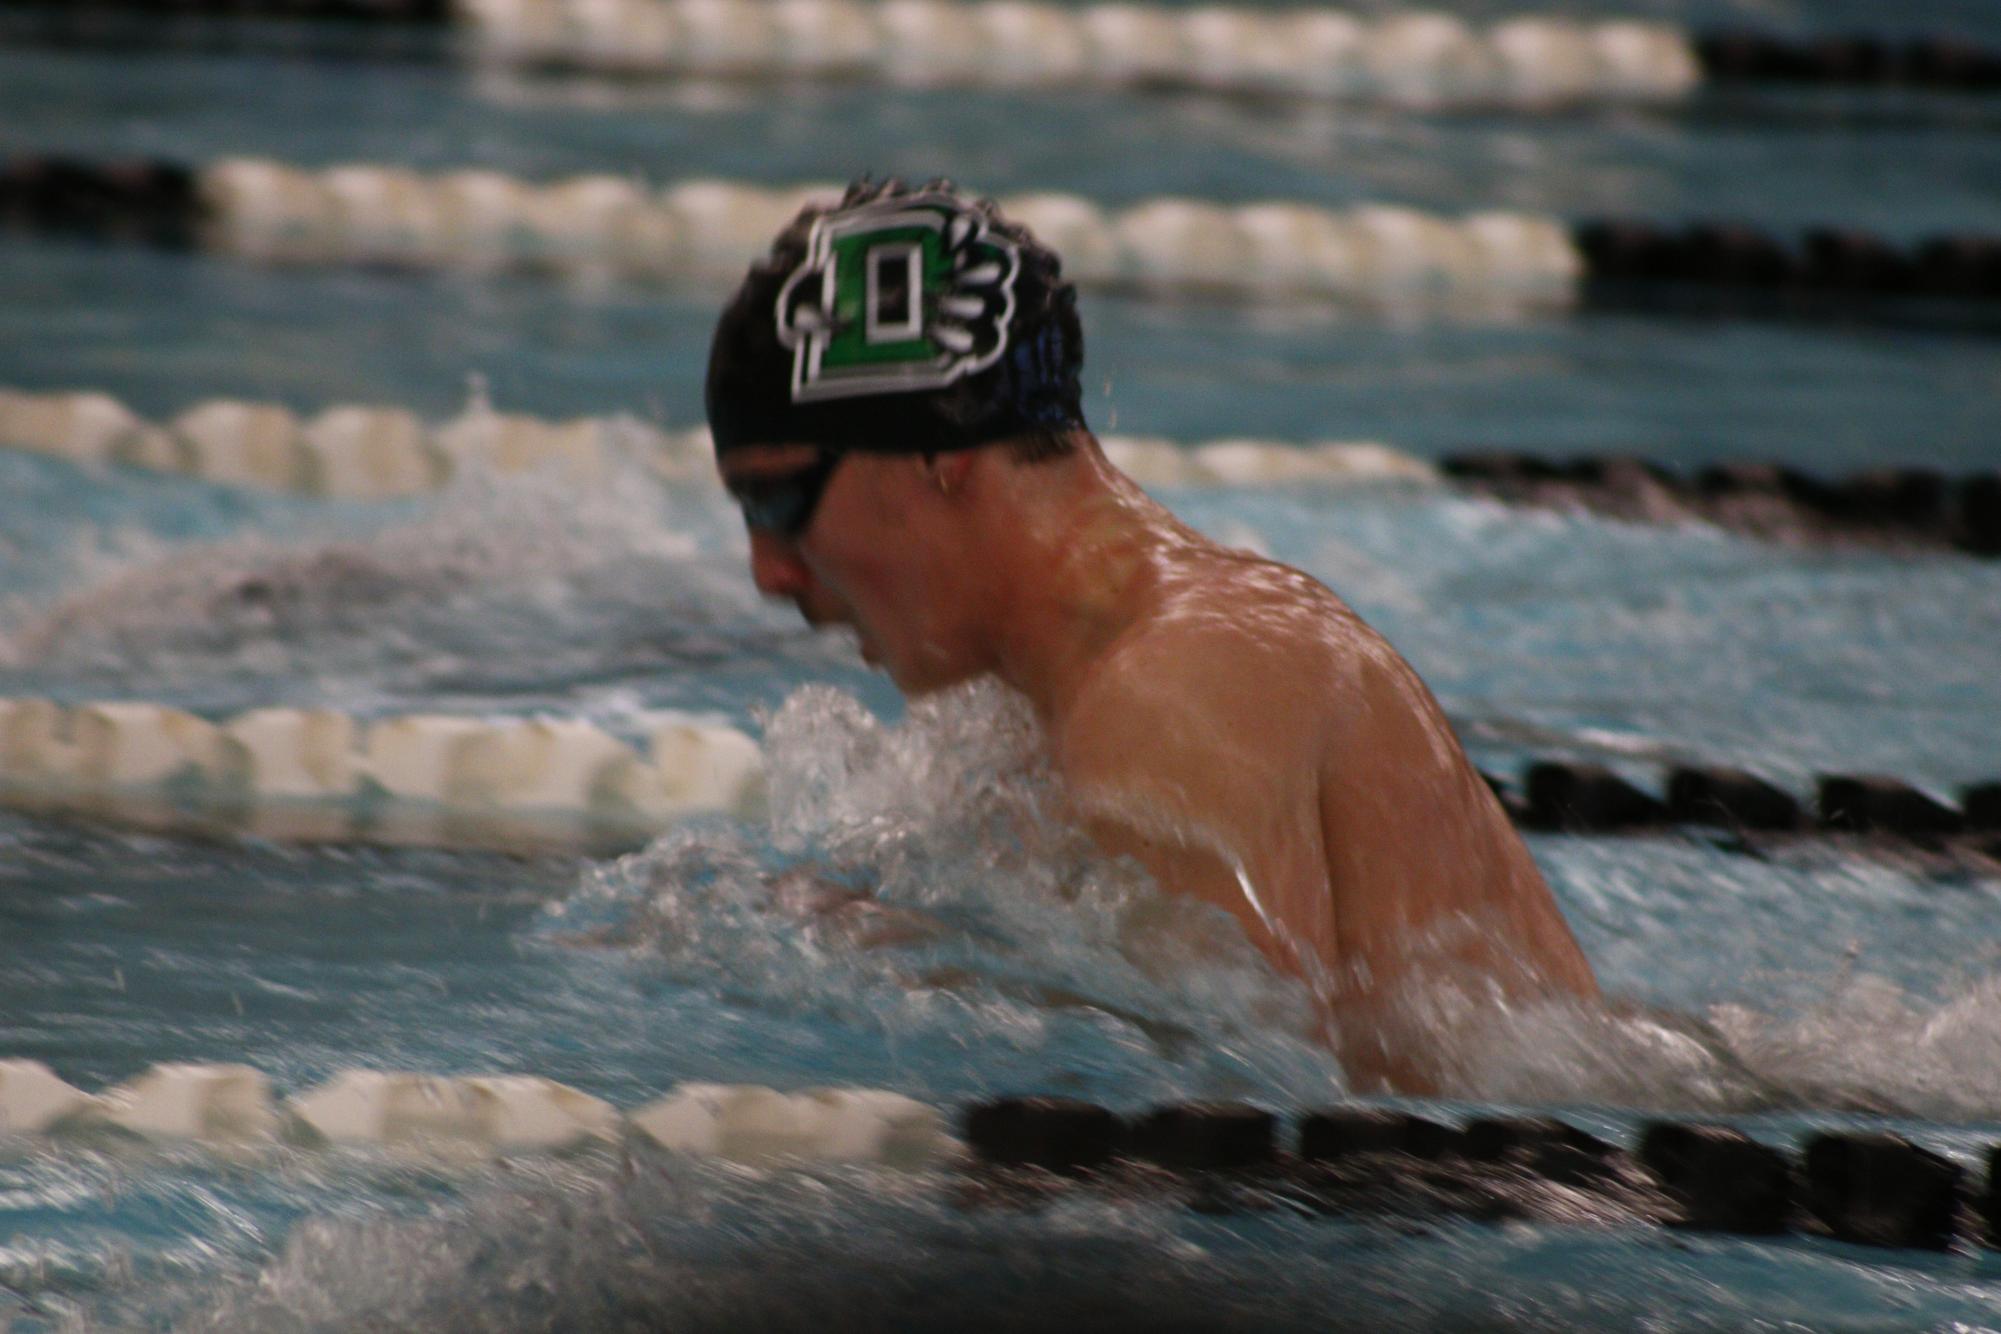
[0,385,1440,497]
[0,1058,957,1166]
[16,0,2001,107]
[193,159,1587,308]
[0,697,765,850]
[0,155,1585,309]
[457,0,1699,109]
[14,155,2001,329]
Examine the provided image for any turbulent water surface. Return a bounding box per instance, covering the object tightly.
[4,0,2001,1328]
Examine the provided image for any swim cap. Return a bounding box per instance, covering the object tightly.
[706,179,1085,456]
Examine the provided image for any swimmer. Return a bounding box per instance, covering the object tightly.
[705,179,1598,1092]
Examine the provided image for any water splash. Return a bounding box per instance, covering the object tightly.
[546,680,1337,1101]
[88,1132,2001,1334]
[0,451,798,707]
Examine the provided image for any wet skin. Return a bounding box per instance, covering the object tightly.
[721,433,1599,1093]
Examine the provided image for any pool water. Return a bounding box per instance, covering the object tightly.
[4,4,2001,1328]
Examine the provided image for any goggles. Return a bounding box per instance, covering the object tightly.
[725,449,845,539]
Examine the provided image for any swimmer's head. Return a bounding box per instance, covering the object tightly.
[705,178,1086,476]
[706,179,1091,694]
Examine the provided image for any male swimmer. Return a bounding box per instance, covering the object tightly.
[705,179,1598,1092]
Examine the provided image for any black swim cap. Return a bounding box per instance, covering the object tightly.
[705,179,1085,457]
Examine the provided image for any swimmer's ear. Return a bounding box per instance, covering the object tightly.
[919,450,978,503]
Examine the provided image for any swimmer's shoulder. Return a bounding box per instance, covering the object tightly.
[1141,546,1368,676]
[1057,571,1341,776]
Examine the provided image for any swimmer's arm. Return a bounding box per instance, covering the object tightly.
[1054,687,1342,983]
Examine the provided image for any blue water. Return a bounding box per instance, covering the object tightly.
[4,8,2001,1330]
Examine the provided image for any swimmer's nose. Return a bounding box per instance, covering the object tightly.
[748,530,813,601]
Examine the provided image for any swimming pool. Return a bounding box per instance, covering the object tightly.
[4,4,2001,1328]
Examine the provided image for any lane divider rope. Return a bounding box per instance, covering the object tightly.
[4,384,1992,564]
[1490,761,2001,856]
[12,155,2001,325]
[0,697,765,849]
[13,1,2001,103]
[2,695,1995,860]
[0,1059,959,1166]
[0,385,1438,496]
[1444,452,2001,558]
[961,1097,1991,1253]
[0,154,1588,311]
[0,1064,1993,1255]
[454,0,1698,109]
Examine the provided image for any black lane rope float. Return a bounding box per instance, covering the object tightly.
[1694,30,2001,92]
[960,1097,1993,1254]
[1442,453,2001,559]
[1574,219,2001,332]
[4,0,2001,103]
[1480,761,2001,864]
[0,0,449,21]
[0,6,450,62]
[12,152,2001,333]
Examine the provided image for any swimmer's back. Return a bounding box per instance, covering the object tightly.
[1053,538,1598,1044]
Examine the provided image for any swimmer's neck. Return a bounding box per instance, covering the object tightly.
[964,442,1196,723]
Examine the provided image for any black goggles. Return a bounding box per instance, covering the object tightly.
[725,449,845,539]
